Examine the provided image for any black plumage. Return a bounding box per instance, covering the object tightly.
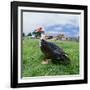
[40,39,70,64]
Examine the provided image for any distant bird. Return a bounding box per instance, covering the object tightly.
[40,33,70,64]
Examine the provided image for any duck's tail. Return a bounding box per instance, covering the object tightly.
[62,55,70,64]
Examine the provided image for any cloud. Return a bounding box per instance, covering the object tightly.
[45,24,79,37]
[23,11,80,36]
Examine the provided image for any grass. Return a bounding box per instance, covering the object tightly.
[22,37,79,77]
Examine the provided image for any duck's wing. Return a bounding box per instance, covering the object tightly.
[47,41,66,55]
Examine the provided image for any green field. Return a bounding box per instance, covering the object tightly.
[22,38,79,77]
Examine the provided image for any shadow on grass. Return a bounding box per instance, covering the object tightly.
[51,58,71,66]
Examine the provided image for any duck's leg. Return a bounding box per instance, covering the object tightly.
[41,57,51,64]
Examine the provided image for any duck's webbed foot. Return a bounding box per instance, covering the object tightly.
[41,59,49,64]
[41,57,51,64]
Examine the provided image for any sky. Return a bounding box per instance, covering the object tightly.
[23,11,81,37]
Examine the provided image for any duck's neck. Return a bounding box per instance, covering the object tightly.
[40,33,46,40]
[39,33,45,47]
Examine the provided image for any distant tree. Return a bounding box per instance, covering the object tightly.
[27,32,32,36]
[32,27,44,38]
[57,34,65,40]
[22,32,25,37]
[77,36,79,41]
[47,36,53,39]
[32,31,40,38]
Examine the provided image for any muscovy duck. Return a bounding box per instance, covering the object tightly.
[40,34,70,64]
